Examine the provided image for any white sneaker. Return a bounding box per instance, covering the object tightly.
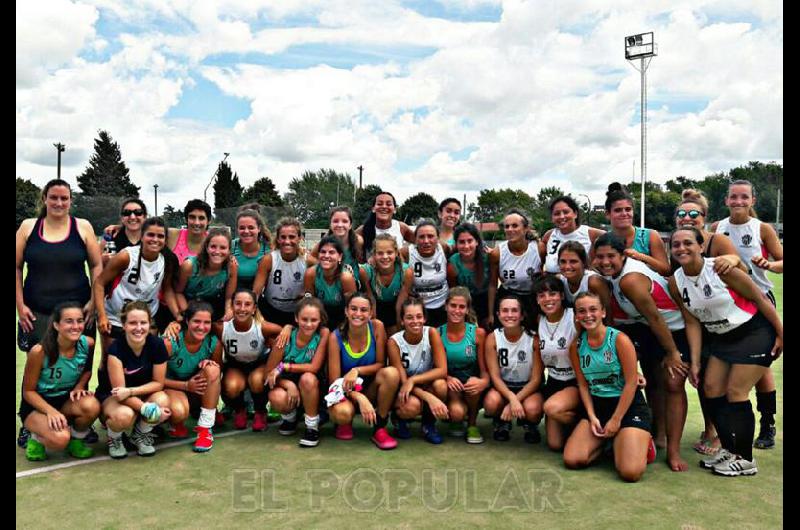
[130,426,156,457]
[712,455,758,477]
[700,448,733,469]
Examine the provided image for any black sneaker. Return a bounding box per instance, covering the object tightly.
[493,421,511,442]
[84,425,99,444]
[278,419,298,436]
[17,426,30,448]
[523,423,541,444]
[754,423,776,449]
[299,428,320,447]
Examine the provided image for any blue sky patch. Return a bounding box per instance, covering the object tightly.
[393,156,429,173]
[402,0,502,22]
[165,75,251,127]
[450,146,478,161]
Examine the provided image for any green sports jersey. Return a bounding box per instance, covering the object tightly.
[449,253,489,295]
[232,238,267,290]
[283,328,322,364]
[577,327,624,398]
[632,227,652,255]
[363,262,407,302]
[342,248,362,289]
[36,335,91,397]
[438,322,478,381]
[314,265,345,307]
[185,256,229,299]
[167,331,218,381]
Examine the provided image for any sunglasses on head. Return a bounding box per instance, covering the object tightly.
[676,209,703,219]
[121,208,145,217]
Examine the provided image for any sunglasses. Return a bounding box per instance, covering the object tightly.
[121,208,145,217]
[676,209,703,219]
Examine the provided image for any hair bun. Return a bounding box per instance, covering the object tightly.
[607,182,623,194]
[681,189,701,201]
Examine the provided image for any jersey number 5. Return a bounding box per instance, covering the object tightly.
[401,351,410,369]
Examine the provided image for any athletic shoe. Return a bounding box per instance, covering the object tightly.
[130,426,156,457]
[84,426,99,444]
[252,412,269,432]
[371,427,398,450]
[422,423,443,445]
[107,436,128,459]
[335,424,354,440]
[168,422,189,438]
[318,409,330,426]
[215,410,226,427]
[754,423,776,449]
[18,426,30,449]
[299,428,320,447]
[25,438,46,461]
[278,419,297,436]
[647,437,657,464]
[466,425,484,444]
[193,426,214,453]
[448,421,465,438]
[493,421,511,442]
[523,423,541,444]
[67,438,94,459]
[268,409,282,422]
[700,448,734,469]
[394,419,412,440]
[233,408,248,430]
[712,455,758,477]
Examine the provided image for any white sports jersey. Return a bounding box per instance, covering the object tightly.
[494,328,535,386]
[375,220,406,251]
[537,309,577,381]
[498,241,542,294]
[559,270,600,307]
[106,245,165,326]
[674,258,757,334]
[264,250,307,312]
[222,319,268,363]
[716,217,773,294]
[607,257,685,331]
[409,244,449,309]
[390,327,433,376]
[544,225,593,273]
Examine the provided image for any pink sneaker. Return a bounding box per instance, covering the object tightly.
[233,408,248,430]
[168,422,189,438]
[647,437,657,464]
[252,411,268,432]
[371,427,398,450]
[335,424,354,440]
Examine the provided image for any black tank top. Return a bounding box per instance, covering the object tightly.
[23,216,91,313]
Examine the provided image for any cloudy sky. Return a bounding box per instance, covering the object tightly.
[16,0,782,215]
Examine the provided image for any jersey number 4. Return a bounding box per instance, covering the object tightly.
[682,288,691,307]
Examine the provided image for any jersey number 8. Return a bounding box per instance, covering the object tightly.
[498,348,509,367]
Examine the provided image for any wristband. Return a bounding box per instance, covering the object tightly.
[276,362,284,374]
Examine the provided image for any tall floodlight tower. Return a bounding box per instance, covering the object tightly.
[625,32,657,228]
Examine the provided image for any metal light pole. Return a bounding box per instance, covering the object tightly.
[357,165,363,189]
[54,143,65,178]
[153,184,159,216]
[203,153,230,203]
[625,32,657,228]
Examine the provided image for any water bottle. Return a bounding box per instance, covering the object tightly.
[103,233,116,255]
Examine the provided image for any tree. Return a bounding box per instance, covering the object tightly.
[242,176,283,208]
[283,169,356,228]
[532,186,567,233]
[625,181,681,232]
[213,161,244,215]
[161,204,185,228]
[16,178,41,229]
[467,188,536,223]
[76,130,140,197]
[397,192,439,225]
[729,161,782,222]
[353,184,384,227]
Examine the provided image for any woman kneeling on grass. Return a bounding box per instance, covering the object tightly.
[387,297,449,444]
[95,301,172,459]
[161,301,223,452]
[265,297,330,447]
[563,292,654,482]
[326,292,400,450]
[20,301,100,461]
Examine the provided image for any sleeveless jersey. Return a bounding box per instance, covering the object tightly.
[375,220,406,250]
[577,327,624,397]
[494,328,535,386]
[22,216,91,314]
[408,244,449,309]
[544,225,593,273]
[337,322,378,373]
[674,257,757,334]
[232,238,267,290]
[185,256,228,299]
[264,250,307,312]
[607,257,684,331]
[36,335,91,397]
[498,241,541,294]
[172,228,199,264]
[439,323,479,381]
[283,328,322,364]
[538,309,577,381]
[364,263,407,302]
[105,245,166,326]
[341,247,361,289]
[716,217,773,294]
[390,327,433,376]
[449,253,490,295]
[167,332,218,380]
[222,319,267,364]
[632,227,652,255]
[314,265,345,307]
[559,270,600,308]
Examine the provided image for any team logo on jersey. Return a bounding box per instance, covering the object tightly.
[741,234,753,247]
[154,272,161,281]
[76,362,85,371]
[294,272,302,281]
[434,263,441,273]
[465,345,475,358]
[135,287,142,294]
[250,340,259,350]
[603,349,614,364]
[703,284,713,298]
[558,337,567,349]
[517,350,526,362]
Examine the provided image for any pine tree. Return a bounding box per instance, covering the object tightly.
[242,177,283,207]
[76,130,140,197]
[213,161,244,213]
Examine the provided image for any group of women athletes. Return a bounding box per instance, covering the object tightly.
[16,178,782,482]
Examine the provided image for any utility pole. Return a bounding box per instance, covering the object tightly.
[357,165,363,189]
[153,184,159,216]
[54,143,65,178]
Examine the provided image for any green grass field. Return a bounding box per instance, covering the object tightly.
[16,275,783,529]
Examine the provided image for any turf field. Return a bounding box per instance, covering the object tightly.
[16,274,783,529]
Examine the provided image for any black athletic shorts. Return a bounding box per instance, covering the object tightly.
[223,357,266,376]
[542,377,578,400]
[617,324,691,363]
[375,300,397,329]
[18,393,71,424]
[425,306,448,328]
[708,312,776,367]
[258,300,296,327]
[17,310,97,353]
[583,389,651,433]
